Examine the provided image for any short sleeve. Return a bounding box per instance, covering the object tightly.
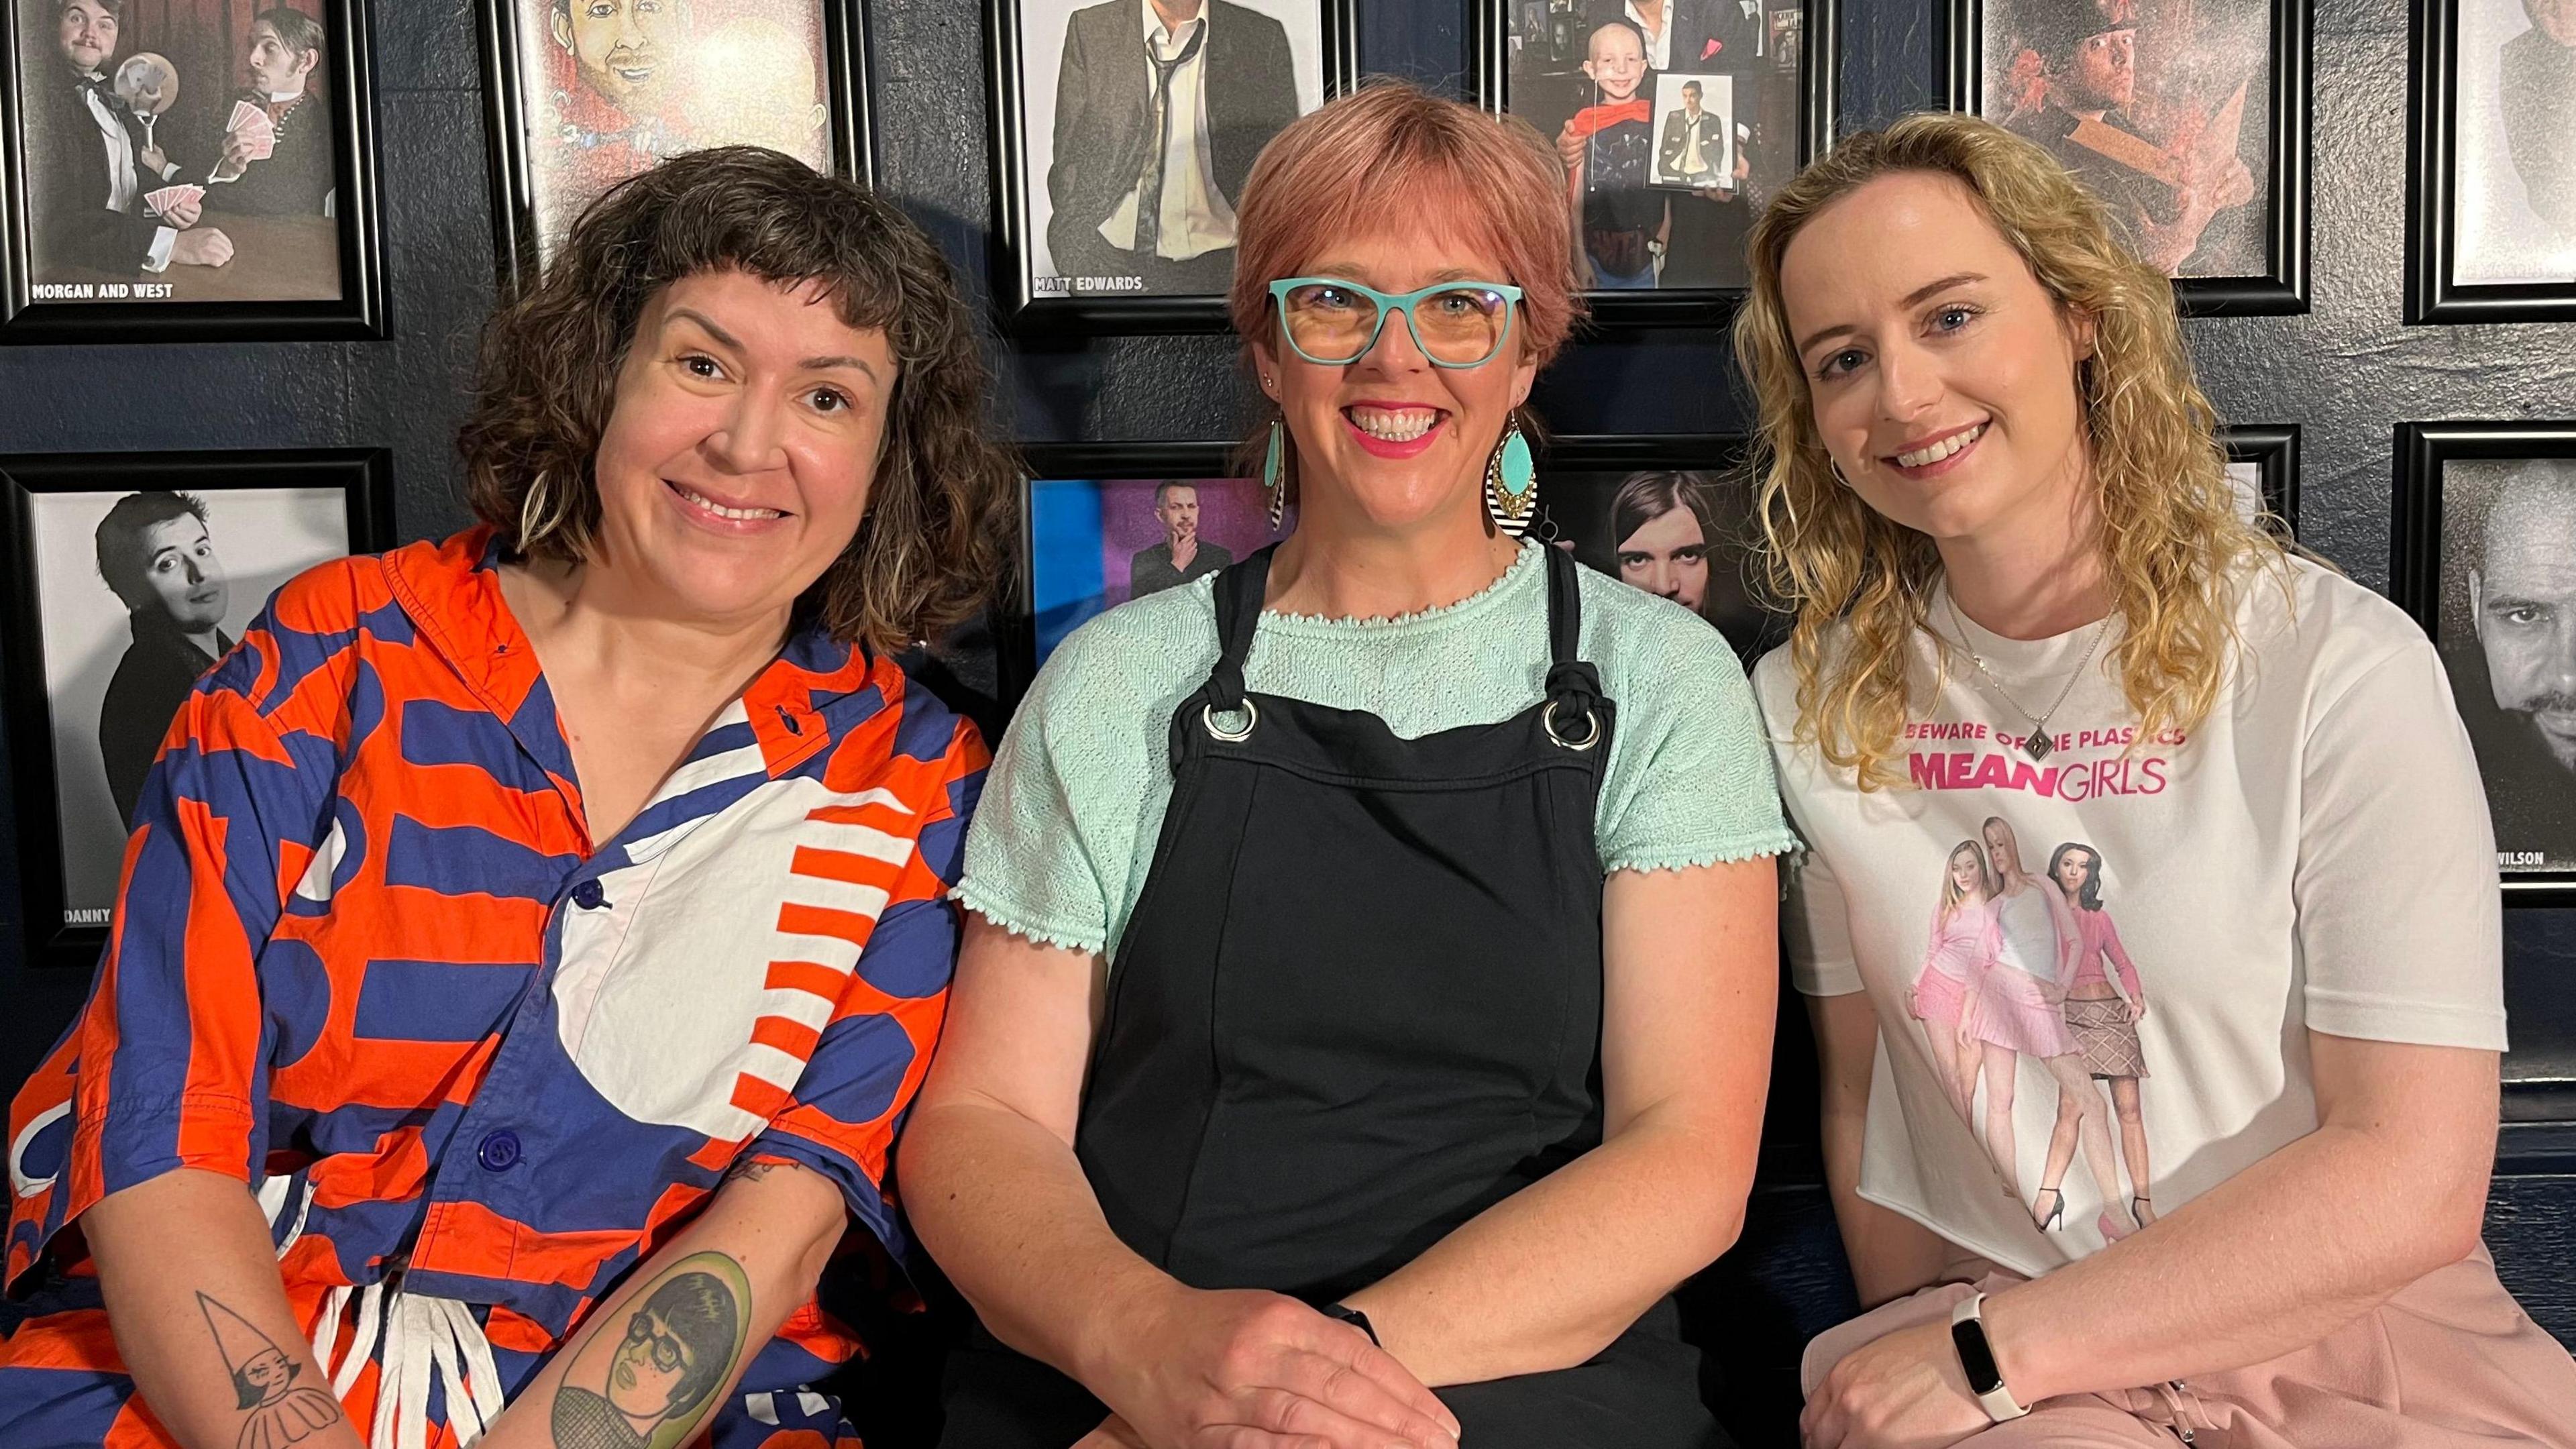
[747,893,958,1252]
[1595,608,1802,875]
[2295,641,2508,1049]
[952,622,1160,957]
[61,616,343,1227]
[1783,837,1865,997]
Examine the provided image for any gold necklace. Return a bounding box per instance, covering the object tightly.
[1945,594,2110,762]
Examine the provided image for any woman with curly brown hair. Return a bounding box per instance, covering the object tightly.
[1738,113,2576,1446]
[0,146,1011,1449]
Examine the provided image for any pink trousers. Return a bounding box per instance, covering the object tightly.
[1801,1250,2576,1446]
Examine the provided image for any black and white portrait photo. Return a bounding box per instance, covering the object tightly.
[998,0,1330,309]
[2398,426,2576,885]
[2438,458,2576,876]
[3,0,383,335]
[1495,0,1812,302]
[1,451,388,965]
[2447,0,2575,288]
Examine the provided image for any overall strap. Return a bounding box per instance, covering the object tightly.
[1205,544,1278,714]
[1539,546,1604,745]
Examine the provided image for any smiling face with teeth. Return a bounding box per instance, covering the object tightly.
[1781,170,2097,558]
[584,268,896,630]
[1254,227,1538,541]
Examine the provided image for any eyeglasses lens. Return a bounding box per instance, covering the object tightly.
[1282,284,1507,366]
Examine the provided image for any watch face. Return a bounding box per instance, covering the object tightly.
[1950,1315,2004,1393]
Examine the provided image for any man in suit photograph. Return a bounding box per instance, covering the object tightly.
[1128,482,1233,598]
[2446,460,2576,868]
[23,0,233,279]
[1656,78,1722,186]
[206,7,335,217]
[1044,0,1301,296]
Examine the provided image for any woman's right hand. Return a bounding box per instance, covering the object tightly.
[1098,1285,1461,1449]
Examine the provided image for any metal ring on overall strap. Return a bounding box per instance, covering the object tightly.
[1203,697,1259,741]
[1540,546,1604,752]
[1544,696,1601,751]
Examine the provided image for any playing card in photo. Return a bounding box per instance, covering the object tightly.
[144,184,205,219]
[226,99,271,136]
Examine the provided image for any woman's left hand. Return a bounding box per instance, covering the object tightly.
[2125,996,2147,1024]
[1800,1319,1992,1449]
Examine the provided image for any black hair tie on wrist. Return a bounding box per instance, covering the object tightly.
[1321,1303,1380,1347]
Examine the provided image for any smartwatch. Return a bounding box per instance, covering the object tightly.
[1948,1292,2031,1422]
[1321,1303,1381,1347]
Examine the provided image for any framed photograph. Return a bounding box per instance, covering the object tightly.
[1012,442,1282,684]
[1945,0,2311,315]
[2392,422,2576,902]
[2405,0,2576,323]
[0,0,384,342]
[986,0,1353,333]
[1,449,394,968]
[476,0,871,292]
[1532,433,1784,663]
[2222,421,2298,535]
[1474,0,1841,324]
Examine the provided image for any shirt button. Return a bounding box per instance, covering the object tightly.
[477,1130,522,1171]
[571,880,606,910]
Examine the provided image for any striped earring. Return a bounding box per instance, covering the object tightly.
[1483,413,1536,536]
[1262,418,1288,531]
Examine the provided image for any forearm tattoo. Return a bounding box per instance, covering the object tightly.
[549,1252,753,1449]
[198,1291,345,1449]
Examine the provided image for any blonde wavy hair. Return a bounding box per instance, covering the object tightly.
[1731,111,2288,789]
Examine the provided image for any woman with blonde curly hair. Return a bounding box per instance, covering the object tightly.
[1737,113,2576,1446]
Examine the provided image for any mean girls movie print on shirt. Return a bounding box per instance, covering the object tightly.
[1759,559,2510,1277]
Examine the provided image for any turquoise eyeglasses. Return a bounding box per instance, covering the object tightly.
[1267,277,1524,369]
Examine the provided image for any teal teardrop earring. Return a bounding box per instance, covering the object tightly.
[1262,417,1289,531]
[1483,413,1536,536]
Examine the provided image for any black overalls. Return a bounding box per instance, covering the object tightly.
[940,547,1725,1448]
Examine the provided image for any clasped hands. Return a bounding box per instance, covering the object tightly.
[1073,1287,1460,1449]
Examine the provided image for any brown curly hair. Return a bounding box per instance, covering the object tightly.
[457,146,1014,654]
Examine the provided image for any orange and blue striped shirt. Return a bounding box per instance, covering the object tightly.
[0,527,984,1448]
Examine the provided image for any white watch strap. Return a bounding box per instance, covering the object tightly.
[1950,1291,2033,1422]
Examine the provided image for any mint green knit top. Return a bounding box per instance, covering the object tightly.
[957,541,1800,961]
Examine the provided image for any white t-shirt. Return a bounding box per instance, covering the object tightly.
[1757,558,2508,1278]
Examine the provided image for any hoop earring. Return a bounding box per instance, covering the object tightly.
[1829,460,1855,490]
[1262,418,1289,531]
[1483,411,1536,536]
[519,470,565,551]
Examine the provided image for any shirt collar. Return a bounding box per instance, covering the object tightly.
[1141,0,1209,44]
[381,526,882,781]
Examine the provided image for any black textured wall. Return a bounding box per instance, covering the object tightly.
[0,0,2569,1434]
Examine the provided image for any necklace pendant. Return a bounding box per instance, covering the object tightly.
[2022,730,2055,762]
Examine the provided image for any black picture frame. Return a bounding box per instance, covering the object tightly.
[1942,0,2312,317]
[985,0,1358,335]
[2222,421,2299,535]
[2403,0,2576,325]
[0,0,387,343]
[1,448,396,969]
[476,0,875,296]
[1470,0,1841,328]
[2390,420,2576,906]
